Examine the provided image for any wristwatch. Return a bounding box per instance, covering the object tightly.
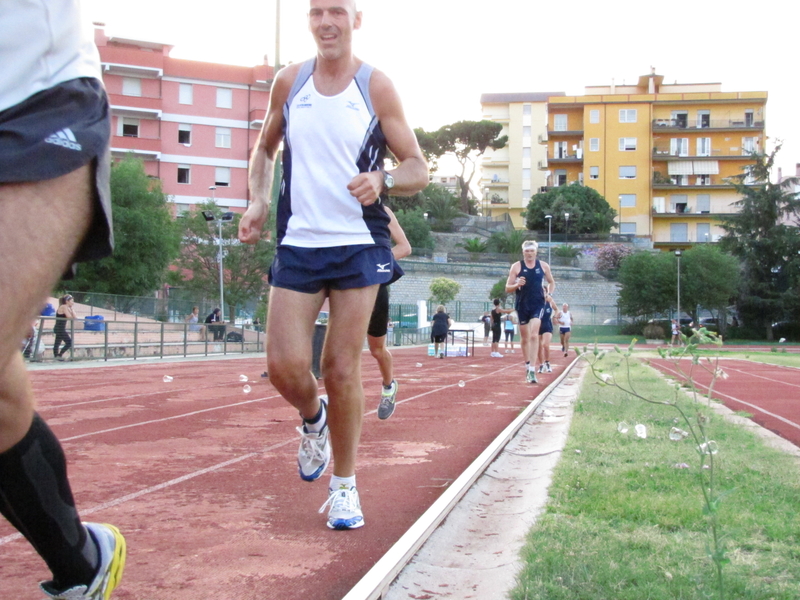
[382,170,395,194]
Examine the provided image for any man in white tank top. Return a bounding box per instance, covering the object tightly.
[239,0,428,531]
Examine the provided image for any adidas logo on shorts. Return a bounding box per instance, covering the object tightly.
[44,128,82,151]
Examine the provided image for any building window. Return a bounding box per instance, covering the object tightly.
[554,169,567,186]
[696,174,712,186]
[553,114,568,131]
[697,110,710,128]
[522,168,531,180]
[619,166,636,179]
[119,117,139,138]
[620,194,636,207]
[744,109,754,127]
[619,137,637,151]
[216,88,233,109]
[589,109,600,124]
[697,137,711,157]
[215,127,232,148]
[177,165,190,184]
[670,138,689,156]
[589,138,600,152]
[696,194,711,213]
[522,126,531,143]
[179,83,193,105]
[522,147,531,160]
[742,137,758,154]
[619,109,637,123]
[178,124,191,145]
[589,166,599,180]
[696,223,711,243]
[215,167,231,187]
[620,223,636,235]
[670,194,688,213]
[554,141,568,159]
[122,77,141,97]
[670,223,689,243]
[522,189,531,200]
[523,104,531,116]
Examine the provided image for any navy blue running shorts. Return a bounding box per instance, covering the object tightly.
[0,77,113,264]
[517,305,545,326]
[269,244,398,293]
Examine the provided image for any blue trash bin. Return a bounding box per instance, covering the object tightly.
[84,315,105,331]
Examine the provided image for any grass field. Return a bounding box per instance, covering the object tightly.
[510,353,800,600]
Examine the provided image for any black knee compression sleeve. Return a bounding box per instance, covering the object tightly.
[0,413,97,588]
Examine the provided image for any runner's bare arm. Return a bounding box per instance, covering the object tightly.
[505,262,523,293]
[385,206,411,260]
[239,66,296,244]
[347,70,428,206]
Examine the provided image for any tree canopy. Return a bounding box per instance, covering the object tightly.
[394,207,434,253]
[718,145,800,338]
[174,201,273,322]
[525,183,617,234]
[63,156,182,296]
[414,120,507,213]
[429,277,461,306]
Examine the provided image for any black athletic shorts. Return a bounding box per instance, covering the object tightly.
[0,77,113,265]
[367,283,390,338]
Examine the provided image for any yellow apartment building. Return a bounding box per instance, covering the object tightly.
[543,71,767,250]
[479,92,564,228]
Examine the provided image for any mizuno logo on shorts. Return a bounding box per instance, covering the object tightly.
[44,128,82,151]
[376,263,391,273]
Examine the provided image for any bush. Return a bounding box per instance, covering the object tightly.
[643,323,665,339]
[594,244,633,280]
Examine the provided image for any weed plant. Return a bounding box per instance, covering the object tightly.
[510,336,800,600]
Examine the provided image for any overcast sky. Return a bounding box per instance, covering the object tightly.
[85,0,798,178]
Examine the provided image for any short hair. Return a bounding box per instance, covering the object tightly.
[521,240,538,251]
[436,305,445,313]
[493,298,500,306]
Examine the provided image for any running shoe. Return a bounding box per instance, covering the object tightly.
[378,380,398,420]
[537,364,545,373]
[319,485,364,530]
[526,368,538,384]
[297,397,331,481]
[40,523,126,600]
[439,352,444,359]
[545,361,552,373]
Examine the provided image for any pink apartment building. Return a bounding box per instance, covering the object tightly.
[95,25,274,214]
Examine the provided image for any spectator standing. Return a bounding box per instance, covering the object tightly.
[503,312,516,353]
[53,294,77,361]
[481,312,491,344]
[0,1,126,597]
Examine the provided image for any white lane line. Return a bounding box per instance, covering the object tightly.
[1,359,533,547]
[656,362,800,432]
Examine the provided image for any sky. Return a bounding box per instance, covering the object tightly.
[84,0,799,179]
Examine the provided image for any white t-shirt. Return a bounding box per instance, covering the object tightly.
[0,0,102,112]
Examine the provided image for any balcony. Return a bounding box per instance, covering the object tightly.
[538,133,548,144]
[652,118,764,131]
[547,128,584,137]
[652,147,760,160]
[548,153,583,164]
[109,93,162,119]
[110,135,161,158]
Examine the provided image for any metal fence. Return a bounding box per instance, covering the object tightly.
[24,316,264,363]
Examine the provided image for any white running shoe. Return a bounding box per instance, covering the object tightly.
[297,397,331,481]
[545,361,553,373]
[40,523,126,600]
[319,486,364,530]
[526,368,538,384]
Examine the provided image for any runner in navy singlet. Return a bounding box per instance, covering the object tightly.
[505,240,555,383]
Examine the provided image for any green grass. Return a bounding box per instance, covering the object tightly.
[510,357,800,600]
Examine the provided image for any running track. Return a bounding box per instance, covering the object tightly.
[648,357,800,447]
[0,345,567,600]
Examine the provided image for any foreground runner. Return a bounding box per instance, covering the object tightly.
[505,241,555,383]
[239,0,428,530]
[0,1,125,597]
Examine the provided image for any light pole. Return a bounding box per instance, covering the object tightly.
[545,215,552,263]
[203,209,235,323]
[674,250,682,324]
[564,212,570,246]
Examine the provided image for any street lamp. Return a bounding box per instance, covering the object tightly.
[674,250,682,325]
[544,215,553,263]
[564,212,570,246]
[202,209,235,323]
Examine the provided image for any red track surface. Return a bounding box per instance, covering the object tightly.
[648,358,800,447]
[1,345,569,600]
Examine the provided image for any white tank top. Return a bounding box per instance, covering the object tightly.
[559,311,572,328]
[0,1,102,112]
[279,60,389,248]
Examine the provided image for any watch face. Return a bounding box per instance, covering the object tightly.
[384,172,395,190]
